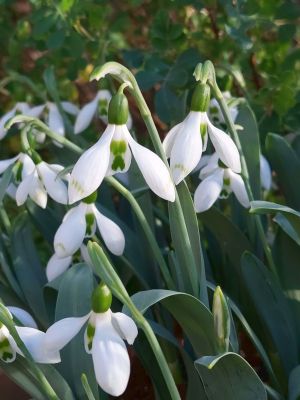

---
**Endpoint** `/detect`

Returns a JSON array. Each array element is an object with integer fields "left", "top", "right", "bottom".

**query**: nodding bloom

[
  {"left": 69, "top": 91, "right": 175, "bottom": 204},
  {"left": 163, "top": 83, "right": 241, "bottom": 185},
  {"left": 15, "top": 153, "right": 68, "bottom": 209},
  {"left": 44, "top": 283, "right": 138, "bottom": 397},
  {"left": 0, "top": 306, "right": 60, "bottom": 364},
  {"left": 0, "top": 101, "right": 78, "bottom": 141},
  {"left": 194, "top": 153, "right": 249, "bottom": 213},
  {"left": 53, "top": 191, "right": 125, "bottom": 260},
  {"left": 209, "top": 91, "right": 239, "bottom": 125},
  {"left": 74, "top": 90, "right": 132, "bottom": 135}
]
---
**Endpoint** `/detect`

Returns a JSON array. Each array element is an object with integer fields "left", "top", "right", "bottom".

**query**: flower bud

[
  {"left": 212, "top": 286, "right": 230, "bottom": 353},
  {"left": 108, "top": 92, "right": 129, "bottom": 125},
  {"left": 191, "top": 83, "right": 211, "bottom": 113},
  {"left": 92, "top": 282, "right": 112, "bottom": 313}
]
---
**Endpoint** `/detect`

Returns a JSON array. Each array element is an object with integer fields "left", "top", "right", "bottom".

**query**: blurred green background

[{"left": 0, "top": 0, "right": 299, "bottom": 140}]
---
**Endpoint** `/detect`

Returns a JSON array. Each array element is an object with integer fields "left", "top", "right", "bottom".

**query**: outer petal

[
  {"left": 54, "top": 203, "right": 87, "bottom": 257},
  {"left": 48, "top": 104, "right": 65, "bottom": 136},
  {"left": 74, "top": 98, "right": 98, "bottom": 134},
  {"left": 20, "top": 153, "right": 35, "bottom": 178},
  {"left": 206, "top": 116, "right": 241, "bottom": 173},
  {"left": 111, "top": 312, "right": 138, "bottom": 345},
  {"left": 93, "top": 206, "right": 125, "bottom": 256},
  {"left": 260, "top": 154, "right": 272, "bottom": 191},
  {"left": 162, "top": 122, "right": 183, "bottom": 158},
  {"left": 170, "top": 112, "right": 203, "bottom": 184},
  {"left": 16, "top": 174, "right": 33, "bottom": 206},
  {"left": 68, "top": 125, "right": 115, "bottom": 204},
  {"left": 199, "top": 153, "right": 219, "bottom": 180},
  {"left": 16, "top": 326, "right": 61, "bottom": 364},
  {"left": 227, "top": 170, "right": 250, "bottom": 208},
  {"left": 126, "top": 129, "right": 175, "bottom": 202},
  {"left": 0, "top": 154, "right": 19, "bottom": 175},
  {"left": 28, "top": 171, "right": 48, "bottom": 209},
  {"left": 46, "top": 253, "right": 72, "bottom": 282},
  {"left": 0, "top": 108, "right": 17, "bottom": 140},
  {"left": 44, "top": 314, "right": 90, "bottom": 352},
  {"left": 92, "top": 312, "right": 130, "bottom": 396},
  {"left": 194, "top": 169, "right": 224, "bottom": 213},
  {"left": 7, "top": 307, "right": 37, "bottom": 329},
  {"left": 26, "top": 105, "right": 45, "bottom": 118},
  {"left": 37, "top": 161, "right": 68, "bottom": 204}
]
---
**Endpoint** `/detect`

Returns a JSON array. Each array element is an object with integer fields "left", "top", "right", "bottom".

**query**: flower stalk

[{"left": 87, "top": 241, "right": 181, "bottom": 400}]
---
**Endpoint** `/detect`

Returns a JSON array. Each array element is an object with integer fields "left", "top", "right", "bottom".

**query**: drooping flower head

[
  {"left": 44, "top": 282, "right": 138, "bottom": 397},
  {"left": 53, "top": 191, "right": 125, "bottom": 264},
  {"left": 163, "top": 83, "right": 241, "bottom": 185},
  {"left": 69, "top": 90, "right": 175, "bottom": 204},
  {"left": 194, "top": 153, "right": 249, "bottom": 212}
]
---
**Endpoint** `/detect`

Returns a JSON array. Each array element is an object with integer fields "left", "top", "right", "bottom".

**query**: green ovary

[{"left": 110, "top": 140, "right": 127, "bottom": 171}]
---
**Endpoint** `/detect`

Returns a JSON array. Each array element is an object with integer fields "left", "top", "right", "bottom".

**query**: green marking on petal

[
  {"left": 0, "top": 337, "right": 14, "bottom": 363},
  {"left": 223, "top": 178, "right": 230, "bottom": 186},
  {"left": 85, "top": 213, "right": 95, "bottom": 236},
  {"left": 112, "top": 155, "right": 125, "bottom": 171},
  {"left": 200, "top": 123, "right": 207, "bottom": 138},
  {"left": 110, "top": 140, "right": 127, "bottom": 155},
  {"left": 86, "top": 322, "right": 95, "bottom": 351},
  {"left": 173, "top": 164, "right": 188, "bottom": 174},
  {"left": 98, "top": 99, "right": 108, "bottom": 116}
]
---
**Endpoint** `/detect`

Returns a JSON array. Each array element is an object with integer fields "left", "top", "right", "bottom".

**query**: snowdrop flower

[
  {"left": 15, "top": 153, "right": 68, "bottom": 208},
  {"left": 69, "top": 91, "right": 175, "bottom": 203},
  {"left": 47, "top": 101, "right": 79, "bottom": 139},
  {"left": 0, "top": 306, "right": 60, "bottom": 363},
  {"left": 74, "top": 90, "right": 132, "bottom": 135},
  {"left": 260, "top": 154, "right": 272, "bottom": 191},
  {"left": 209, "top": 91, "right": 239, "bottom": 125},
  {"left": 53, "top": 191, "right": 125, "bottom": 259},
  {"left": 163, "top": 83, "right": 241, "bottom": 185},
  {"left": 44, "top": 283, "right": 138, "bottom": 396},
  {"left": 194, "top": 153, "right": 249, "bottom": 213}
]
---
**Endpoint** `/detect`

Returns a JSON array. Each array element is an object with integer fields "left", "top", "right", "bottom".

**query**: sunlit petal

[{"left": 194, "top": 169, "right": 224, "bottom": 213}]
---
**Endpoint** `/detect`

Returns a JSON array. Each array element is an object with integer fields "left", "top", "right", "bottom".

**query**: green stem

[
  {"left": 81, "top": 374, "right": 96, "bottom": 400},
  {"left": 106, "top": 177, "right": 175, "bottom": 290},
  {"left": 0, "top": 206, "right": 11, "bottom": 233},
  {"left": 88, "top": 242, "right": 181, "bottom": 400},
  {"left": 210, "top": 84, "right": 278, "bottom": 280}
]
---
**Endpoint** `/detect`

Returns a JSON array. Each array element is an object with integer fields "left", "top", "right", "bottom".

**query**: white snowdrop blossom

[
  {"left": 0, "top": 306, "right": 60, "bottom": 364},
  {"left": 74, "top": 90, "right": 132, "bottom": 134},
  {"left": 69, "top": 92, "right": 175, "bottom": 203},
  {"left": 44, "top": 284, "right": 138, "bottom": 397},
  {"left": 53, "top": 200, "right": 125, "bottom": 259},
  {"left": 209, "top": 91, "right": 239, "bottom": 125},
  {"left": 194, "top": 153, "right": 249, "bottom": 213},
  {"left": 163, "top": 84, "right": 241, "bottom": 185},
  {"left": 15, "top": 155, "right": 68, "bottom": 209},
  {"left": 260, "top": 154, "right": 272, "bottom": 191}
]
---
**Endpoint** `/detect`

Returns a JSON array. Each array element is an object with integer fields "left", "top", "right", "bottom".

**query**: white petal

[
  {"left": 106, "top": 125, "right": 132, "bottom": 175},
  {"left": 44, "top": 314, "right": 90, "bottom": 352},
  {"left": 46, "top": 253, "right": 72, "bottom": 282},
  {"left": 16, "top": 174, "right": 33, "bottom": 206},
  {"left": 170, "top": 112, "right": 203, "bottom": 184},
  {"left": 199, "top": 153, "right": 219, "bottom": 179},
  {"left": 26, "top": 105, "right": 45, "bottom": 118},
  {"left": 92, "top": 312, "right": 130, "bottom": 396},
  {"left": 111, "top": 312, "right": 138, "bottom": 345},
  {"left": 80, "top": 244, "right": 92, "bottom": 265},
  {"left": 0, "top": 154, "right": 19, "bottom": 175},
  {"left": 16, "top": 326, "right": 61, "bottom": 364},
  {"left": 126, "top": 128, "right": 175, "bottom": 201},
  {"left": 37, "top": 162, "right": 68, "bottom": 204},
  {"left": 194, "top": 169, "right": 224, "bottom": 213},
  {"left": 93, "top": 206, "right": 125, "bottom": 255},
  {"left": 27, "top": 170, "right": 48, "bottom": 208},
  {"left": 227, "top": 170, "right": 250, "bottom": 208},
  {"left": 207, "top": 116, "right": 241, "bottom": 173},
  {"left": 48, "top": 104, "right": 65, "bottom": 136},
  {"left": 68, "top": 125, "right": 115, "bottom": 204},
  {"left": 7, "top": 307, "right": 37, "bottom": 329},
  {"left": 61, "top": 102, "right": 79, "bottom": 115},
  {"left": 74, "top": 98, "right": 98, "bottom": 134},
  {"left": 20, "top": 153, "right": 35, "bottom": 178},
  {"left": 16, "top": 102, "right": 31, "bottom": 114},
  {"left": 260, "top": 154, "right": 272, "bottom": 191},
  {"left": 54, "top": 203, "right": 87, "bottom": 257},
  {"left": 0, "top": 108, "right": 17, "bottom": 140},
  {"left": 162, "top": 122, "right": 183, "bottom": 158},
  {"left": 96, "top": 90, "right": 112, "bottom": 103}
]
